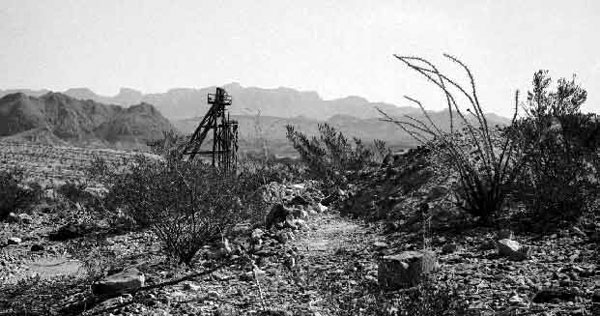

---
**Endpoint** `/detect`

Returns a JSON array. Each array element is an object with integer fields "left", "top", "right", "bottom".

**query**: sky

[{"left": 0, "top": 0, "right": 598, "bottom": 116}]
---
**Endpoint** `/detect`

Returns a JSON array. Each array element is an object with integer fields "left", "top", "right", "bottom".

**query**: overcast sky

[{"left": 1, "top": 0, "right": 598, "bottom": 116}]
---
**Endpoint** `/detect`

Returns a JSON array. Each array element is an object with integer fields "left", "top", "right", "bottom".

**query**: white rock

[
  {"left": 18, "top": 213, "right": 33, "bottom": 224},
  {"left": 6, "top": 213, "right": 19, "bottom": 223},
  {"left": 183, "top": 282, "right": 201, "bottom": 291},
  {"left": 317, "top": 203, "right": 328, "bottom": 213},
  {"left": 251, "top": 228, "right": 264, "bottom": 242},
  {"left": 7, "top": 237, "right": 22, "bottom": 245},
  {"left": 497, "top": 239, "right": 530, "bottom": 261},
  {"left": 373, "top": 241, "right": 389, "bottom": 249}
]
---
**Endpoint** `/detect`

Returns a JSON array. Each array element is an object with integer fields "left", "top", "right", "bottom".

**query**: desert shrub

[
  {"left": 286, "top": 123, "right": 385, "bottom": 191},
  {"left": 0, "top": 168, "right": 40, "bottom": 219},
  {"left": 89, "top": 154, "right": 270, "bottom": 265},
  {"left": 56, "top": 181, "right": 94, "bottom": 206},
  {"left": 379, "top": 54, "right": 525, "bottom": 222},
  {"left": 509, "top": 70, "right": 600, "bottom": 222}
]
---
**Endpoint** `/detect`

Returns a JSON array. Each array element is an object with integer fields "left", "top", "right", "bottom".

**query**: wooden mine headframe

[{"left": 182, "top": 87, "right": 238, "bottom": 170}]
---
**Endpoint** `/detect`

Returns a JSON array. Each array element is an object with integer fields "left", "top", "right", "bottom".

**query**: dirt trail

[{"left": 293, "top": 212, "right": 377, "bottom": 258}]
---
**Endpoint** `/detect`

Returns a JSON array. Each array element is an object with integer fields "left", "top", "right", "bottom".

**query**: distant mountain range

[
  {"left": 0, "top": 84, "right": 427, "bottom": 120},
  {"left": 0, "top": 85, "right": 510, "bottom": 153},
  {"left": 0, "top": 92, "right": 174, "bottom": 148}
]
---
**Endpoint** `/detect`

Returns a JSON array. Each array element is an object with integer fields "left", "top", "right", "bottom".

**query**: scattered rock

[
  {"left": 257, "top": 310, "right": 292, "bottom": 316},
  {"left": 289, "top": 195, "right": 310, "bottom": 206},
  {"left": 292, "top": 208, "right": 309, "bottom": 220},
  {"left": 508, "top": 293, "right": 527, "bottom": 306},
  {"left": 6, "top": 212, "right": 19, "bottom": 223},
  {"left": 265, "top": 204, "right": 291, "bottom": 229},
  {"left": 532, "top": 287, "right": 579, "bottom": 303},
  {"left": 373, "top": 241, "right": 389, "bottom": 249},
  {"left": 378, "top": 250, "right": 437, "bottom": 289},
  {"left": 30, "top": 244, "right": 44, "bottom": 252},
  {"left": 274, "top": 231, "right": 293, "bottom": 244},
  {"left": 320, "top": 193, "right": 338, "bottom": 206},
  {"left": 18, "top": 213, "right": 33, "bottom": 224},
  {"left": 570, "top": 226, "right": 587, "bottom": 238},
  {"left": 8, "top": 237, "right": 22, "bottom": 245},
  {"left": 92, "top": 268, "right": 145, "bottom": 297},
  {"left": 317, "top": 203, "right": 328, "bottom": 213},
  {"left": 207, "top": 290, "right": 220, "bottom": 299},
  {"left": 49, "top": 223, "right": 85, "bottom": 241},
  {"left": 441, "top": 242, "right": 458, "bottom": 254},
  {"left": 592, "top": 290, "right": 600, "bottom": 303},
  {"left": 426, "top": 185, "right": 449, "bottom": 201},
  {"left": 251, "top": 228, "right": 264, "bottom": 242},
  {"left": 480, "top": 238, "right": 496, "bottom": 250},
  {"left": 284, "top": 217, "right": 299, "bottom": 230},
  {"left": 497, "top": 229, "right": 513, "bottom": 240},
  {"left": 241, "top": 268, "right": 266, "bottom": 282},
  {"left": 183, "top": 282, "right": 201, "bottom": 291},
  {"left": 294, "top": 219, "right": 308, "bottom": 231},
  {"left": 496, "top": 239, "right": 530, "bottom": 261}
]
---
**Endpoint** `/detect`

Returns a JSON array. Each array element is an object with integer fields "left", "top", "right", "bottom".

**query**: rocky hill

[{"left": 0, "top": 92, "right": 175, "bottom": 148}]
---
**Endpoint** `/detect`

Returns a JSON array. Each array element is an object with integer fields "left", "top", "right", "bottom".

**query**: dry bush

[
  {"left": 88, "top": 154, "right": 273, "bottom": 265},
  {"left": 508, "top": 70, "right": 600, "bottom": 223},
  {"left": 379, "top": 54, "right": 524, "bottom": 222},
  {"left": 286, "top": 123, "right": 386, "bottom": 191}
]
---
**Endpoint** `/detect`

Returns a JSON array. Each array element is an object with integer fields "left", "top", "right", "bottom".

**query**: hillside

[{"left": 0, "top": 92, "right": 175, "bottom": 148}]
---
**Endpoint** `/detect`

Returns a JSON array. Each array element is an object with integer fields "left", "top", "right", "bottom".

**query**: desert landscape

[{"left": 1, "top": 1, "right": 599, "bottom": 316}]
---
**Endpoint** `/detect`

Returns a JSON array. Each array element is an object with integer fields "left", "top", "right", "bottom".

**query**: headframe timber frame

[{"left": 182, "top": 87, "right": 239, "bottom": 171}]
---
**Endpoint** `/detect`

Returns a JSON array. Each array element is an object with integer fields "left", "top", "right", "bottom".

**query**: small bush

[
  {"left": 286, "top": 123, "right": 385, "bottom": 191},
  {"left": 509, "top": 70, "right": 600, "bottom": 222},
  {"left": 0, "top": 168, "right": 40, "bottom": 219},
  {"left": 89, "top": 154, "right": 270, "bottom": 265}
]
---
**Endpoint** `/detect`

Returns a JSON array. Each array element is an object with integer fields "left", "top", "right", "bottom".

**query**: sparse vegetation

[
  {"left": 286, "top": 122, "right": 387, "bottom": 191},
  {"left": 508, "top": 70, "right": 600, "bottom": 224},
  {"left": 378, "top": 54, "right": 525, "bottom": 223},
  {"left": 0, "top": 168, "right": 41, "bottom": 219},
  {"left": 1, "top": 56, "right": 598, "bottom": 316}
]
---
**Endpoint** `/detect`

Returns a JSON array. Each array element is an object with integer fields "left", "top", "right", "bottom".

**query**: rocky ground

[{"left": 0, "top": 182, "right": 599, "bottom": 315}]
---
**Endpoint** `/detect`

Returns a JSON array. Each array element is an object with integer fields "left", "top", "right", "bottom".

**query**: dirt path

[{"left": 293, "top": 212, "right": 380, "bottom": 264}]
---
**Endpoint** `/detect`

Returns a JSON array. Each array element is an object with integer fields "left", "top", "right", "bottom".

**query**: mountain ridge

[{"left": 1, "top": 84, "right": 508, "bottom": 122}]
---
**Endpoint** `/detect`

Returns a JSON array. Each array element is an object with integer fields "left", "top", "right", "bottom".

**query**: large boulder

[
  {"left": 92, "top": 268, "right": 145, "bottom": 297},
  {"left": 378, "top": 250, "right": 437, "bottom": 289}
]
